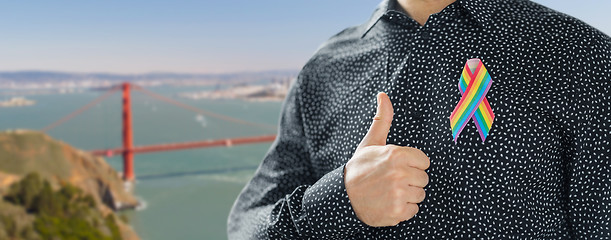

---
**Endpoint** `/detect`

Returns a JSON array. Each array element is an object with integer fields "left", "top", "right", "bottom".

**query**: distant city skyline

[{"left": 1, "top": 1, "right": 609, "bottom": 74}]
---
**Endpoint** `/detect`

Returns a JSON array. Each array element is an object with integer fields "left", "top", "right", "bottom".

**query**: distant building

[{"left": 0, "top": 97, "right": 36, "bottom": 107}]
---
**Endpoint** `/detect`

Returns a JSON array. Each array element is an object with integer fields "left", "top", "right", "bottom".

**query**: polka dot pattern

[{"left": 228, "top": 0, "right": 611, "bottom": 239}]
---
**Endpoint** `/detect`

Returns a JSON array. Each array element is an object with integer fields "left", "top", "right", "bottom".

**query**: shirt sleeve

[
  {"left": 227, "top": 74, "right": 368, "bottom": 240},
  {"left": 565, "top": 33, "right": 611, "bottom": 239}
]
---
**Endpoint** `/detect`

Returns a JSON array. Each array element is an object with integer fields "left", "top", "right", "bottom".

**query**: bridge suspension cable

[
  {"left": 41, "top": 84, "right": 278, "bottom": 133},
  {"left": 132, "top": 85, "right": 277, "bottom": 131},
  {"left": 39, "top": 82, "right": 278, "bottom": 181},
  {"left": 41, "top": 86, "right": 121, "bottom": 132}
]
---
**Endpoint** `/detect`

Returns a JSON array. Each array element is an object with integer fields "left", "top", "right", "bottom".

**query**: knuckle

[
  {"left": 380, "top": 146, "right": 395, "bottom": 164},
  {"left": 410, "top": 169, "right": 428, "bottom": 187},
  {"left": 389, "top": 169, "right": 405, "bottom": 181},
  {"left": 408, "top": 203, "right": 420, "bottom": 217},
  {"left": 422, "top": 172, "right": 430, "bottom": 186},
  {"left": 390, "top": 204, "right": 404, "bottom": 218},
  {"left": 386, "top": 145, "right": 404, "bottom": 158},
  {"left": 416, "top": 188, "right": 426, "bottom": 202},
  {"left": 386, "top": 147, "right": 409, "bottom": 170},
  {"left": 408, "top": 147, "right": 430, "bottom": 169},
  {"left": 391, "top": 188, "right": 404, "bottom": 200},
  {"left": 407, "top": 187, "right": 425, "bottom": 203},
  {"left": 382, "top": 145, "right": 395, "bottom": 155},
  {"left": 423, "top": 157, "right": 431, "bottom": 170}
]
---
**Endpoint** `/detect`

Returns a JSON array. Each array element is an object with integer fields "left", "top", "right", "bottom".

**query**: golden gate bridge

[{"left": 41, "top": 82, "right": 277, "bottom": 181}]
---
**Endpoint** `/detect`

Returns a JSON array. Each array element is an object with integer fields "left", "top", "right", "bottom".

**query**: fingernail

[{"left": 376, "top": 92, "right": 382, "bottom": 109}]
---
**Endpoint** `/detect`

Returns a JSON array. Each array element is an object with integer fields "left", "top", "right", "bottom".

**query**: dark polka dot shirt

[{"left": 228, "top": 0, "right": 611, "bottom": 239}]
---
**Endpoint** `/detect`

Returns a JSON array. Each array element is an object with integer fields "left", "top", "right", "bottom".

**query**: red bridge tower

[{"left": 122, "top": 82, "right": 135, "bottom": 181}]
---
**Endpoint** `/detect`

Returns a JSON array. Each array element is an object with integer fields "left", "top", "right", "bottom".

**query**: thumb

[{"left": 358, "top": 92, "right": 394, "bottom": 148}]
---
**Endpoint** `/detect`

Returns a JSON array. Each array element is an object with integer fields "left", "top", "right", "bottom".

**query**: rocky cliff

[{"left": 0, "top": 129, "right": 139, "bottom": 239}]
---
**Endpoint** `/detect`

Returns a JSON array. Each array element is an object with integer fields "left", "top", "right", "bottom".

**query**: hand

[{"left": 344, "top": 92, "right": 430, "bottom": 227}]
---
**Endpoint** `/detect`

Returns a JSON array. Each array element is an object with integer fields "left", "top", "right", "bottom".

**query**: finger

[
  {"left": 404, "top": 148, "right": 431, "bottom": 170},
  {"left": 389, "top": 146, "right": 430, "bottom": 171},
  {"left": 403, "top": 167, "right": 429, "bottom": 188},
  {"left": 404, "top": 186, "right": 426, "bottom": 203},
  {"left": 358, "top": 92, "right": 394, "bottom": 149},
  {"left": 402, "top": 203, "right": 419, "bottom": 221}
]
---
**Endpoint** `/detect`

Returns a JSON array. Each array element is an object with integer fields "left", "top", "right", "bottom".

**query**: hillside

[{"left": 0, "top": 130, "right": 139, "bottom": 239}]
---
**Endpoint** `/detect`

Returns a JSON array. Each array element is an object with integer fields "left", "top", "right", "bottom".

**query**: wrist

[{"left": 303, "top": 165, "right": 368, "bottom": 238}]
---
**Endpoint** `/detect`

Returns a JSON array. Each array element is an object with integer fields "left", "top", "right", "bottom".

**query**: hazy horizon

[
  {"left": 0, "top": 68, "right": 300, "bottom": 75},
  {"left": 2, "top": 0, "right": 609, "bottom": 74}
]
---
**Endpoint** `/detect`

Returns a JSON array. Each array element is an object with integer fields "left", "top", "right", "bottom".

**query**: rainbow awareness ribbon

[{"left": 449, "top": 58, "right": 495, "bottom": 143}]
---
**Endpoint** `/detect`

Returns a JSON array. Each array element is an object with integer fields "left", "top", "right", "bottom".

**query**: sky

[{"left": 1, "top": 1, "right": 609, "bottom": 74}]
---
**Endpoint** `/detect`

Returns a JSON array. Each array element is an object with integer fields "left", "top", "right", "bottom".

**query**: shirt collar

[
  {"left": 361, "top": 0, "right": 392, "bottom": 38},
  {"left": 458, "top": 0, "right": 499, "bottom": 29},
  {"left": 361, "top": 0, "right": 499, "bottom": 38}
]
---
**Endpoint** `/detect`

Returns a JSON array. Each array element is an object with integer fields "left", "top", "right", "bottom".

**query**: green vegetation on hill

[
  {"left": 0, "top": 130, "right": 138, "bottom": 211},
  {"left": 2, "top": 172, "right": 122, "bottom": 240},
  {"left": 0, "top": 130, "right": 139, "bottom": 239}
]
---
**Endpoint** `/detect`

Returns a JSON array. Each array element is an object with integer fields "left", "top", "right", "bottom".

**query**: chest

[{"left": 301, "top": 32, "right": 571, "bottom": 183}]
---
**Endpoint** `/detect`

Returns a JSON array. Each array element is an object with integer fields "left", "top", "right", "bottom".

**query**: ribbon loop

[{"left": 449, "top": 58, "right": 495, "bottom": 142}]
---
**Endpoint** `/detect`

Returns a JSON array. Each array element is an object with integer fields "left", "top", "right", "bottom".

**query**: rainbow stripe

[{"left": 449, "top": 58, "right": 495, "bottom": 143}]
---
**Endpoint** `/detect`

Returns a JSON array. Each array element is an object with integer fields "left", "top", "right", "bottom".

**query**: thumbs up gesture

[{"left": 344, "top": 92, "right": 430, "bottom": 227}]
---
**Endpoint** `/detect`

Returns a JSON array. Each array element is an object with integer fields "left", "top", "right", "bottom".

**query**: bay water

[{"left": 0, "top": 85, "right": 281, "bottom": 239}]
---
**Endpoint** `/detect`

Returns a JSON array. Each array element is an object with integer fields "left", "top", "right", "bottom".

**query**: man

[{"left": 228, "top": 0, "right": 611, "bottom": 238}]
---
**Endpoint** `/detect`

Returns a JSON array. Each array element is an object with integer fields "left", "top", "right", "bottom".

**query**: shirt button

[{"left": 421, "top": 31, "right": 431, "bottom": 40}]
